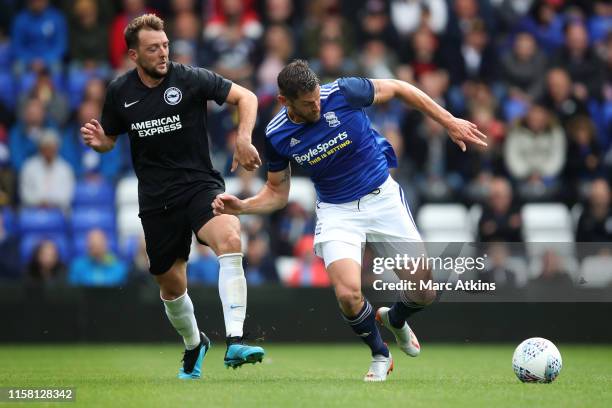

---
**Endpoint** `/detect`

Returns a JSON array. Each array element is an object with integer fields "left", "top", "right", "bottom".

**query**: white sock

[
  {"left": 162, "top": 291, "right": 200, "bottom": 350},
  {"left": 218, "top": 253, "right": 246, "bottom": 338}
]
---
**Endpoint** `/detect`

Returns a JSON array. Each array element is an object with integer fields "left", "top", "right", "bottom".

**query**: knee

[
  {"left": 423, "top": 288, "right": 437, "bottom": 305},
  {"left": 335, "top": 286, "right": 363, "bottom": 312},
  {"left": 411, "top": 288, "right": 436, "bottom": 306},
  {"left": 155, "top": 264, "right": 187, "bottom": 300},
  {"left": 159, "top": 283, "right": 187, "bottom": 300},
  {"left": 214, "top": 231, "right": 242, "bottom": 255},
  {"left": 208, "top": 216, "right": 242, "bottom": 255}
]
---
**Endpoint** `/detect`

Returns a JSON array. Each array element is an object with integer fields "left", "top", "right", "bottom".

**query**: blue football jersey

[{"left": 265, "top": 77, "right": 397, "bottom": 204}]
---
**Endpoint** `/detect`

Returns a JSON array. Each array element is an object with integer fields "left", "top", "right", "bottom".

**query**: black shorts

[{"left": 140, "top": 188, "right": 223, "bottom": 275}]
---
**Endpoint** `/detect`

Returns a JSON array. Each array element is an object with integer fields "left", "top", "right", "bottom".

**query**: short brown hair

[
  {"left": 124, "top": 14, "right": 164, "bottom": 49},
  {"left": 277, "top": 60, "right": 320, "bottom": 100}
]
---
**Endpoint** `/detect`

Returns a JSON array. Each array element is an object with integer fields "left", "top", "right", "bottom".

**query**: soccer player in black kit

[{"left": 80, "top": 14, "right": 264, "bottom": 379}]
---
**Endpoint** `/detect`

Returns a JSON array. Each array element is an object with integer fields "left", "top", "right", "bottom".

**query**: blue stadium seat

[
  {"left": 73, "top": 179, "right": 115, "bottom": 207},
  {"left": 587, "top": 99, "right": 608, "bottom": 149},
  {"left": 603, "top": 102, "right": 612, "bottom": 149},
  {"left": 18, "top": 72, "right": 37, "bottom": 95},
  {"left": 67, "top": 68, "right": 91, "bottom": 109},
  {"left": 72, "top": 231, "right": 118, "bottom": 258},
  {"left": 1, "top": 206, "right": 16, "bottom": 235},
  {"left": 67, "top": 68, "right": 111, "bottom": 109},
  {"left": 18, "top": 208, "right": 67, "bottom": 234},
  {"left": 20, "top": 232, "right": 70, "bottom": 263},
  {"left": 0, "top": 72, "right": 15, "bottom": 109},
  {"left": 120, "top": 234, "right": 140, "bottom": 262},
  {"left": 503, "top": 98, "right": 528, "bottom": 122},
  {"left": 588, "top": 17, "right": 611, "bottom": 43},
  {"left": 0, "top": 42, "right": 10, "bottom": 73},
  {"left": 71, "top": 206, "right": 116, "bottom": 233}
]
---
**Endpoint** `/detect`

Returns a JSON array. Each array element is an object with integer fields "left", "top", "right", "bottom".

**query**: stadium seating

[
  {"left": 116, "top": 176, "right": 139, "bottom": 207},
  {"left": 71, "top": 206, "right": 116, "bottom": 234},
  {"left": 73, "top": 179, "right": 115, "bottom": 208},
  {"left": 67, "top": 69, "right": 96, "bottom": 109},
  {"left": 223, "top": 176, "right": 265, "bottom": 196},
  {"left": 521, "top": 204, "right": 574, "bottom": 261},
  {"left": 70, "top": 205, "right": 118, "bottom": 258},
  {"left": 521, "top": 203, "right": 574, "bottom": 242},
  {"left": 111, "top": 176, "right": 141, "bottom": 254},
  {"left": 117, "top": 204, "right": 142, "bottom": 242},
  {"left": 120, "top": 234, "right": 142, "bottom": 262},
  {"left": 0, "top": 72, "right": 15, "bottom": 109},
  {"left": 0, "top": 42, "right": 10, "bottom": 73},
  {"left": 416, "top": 204, "right": 473, "bottom": 242},
  {"left": 116, "top": 204, "right": 143, "bottom": 262},
  {"left": 578, "top": 256, "right": 612, "bottom": 288},
  {"left": 18, "top": 208, "right": 67, "bottom": 234},
  {"left": 528, "top": 251, "right": 580, "bottom": 280},
  {"left": 275, "top": 256, "right": 297, "bottom": 284},
  {"left": 1, "top": 2, "right": 609, "bottom": 293},
  {"left": 224, "top": 175, "right": 317, "bottom": 212},
  {"left": 287, "top": 177, "right": 317, "bottom": 212},
  {"left": 604, "top": 102, "right": 612, "bottom": 148},
  {"left": 1, "top": 206, "right": 16, "bottom": 235}
]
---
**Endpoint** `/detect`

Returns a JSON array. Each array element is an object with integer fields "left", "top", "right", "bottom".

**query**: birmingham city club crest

[{"left": 324, "top": 111, "right": 341, "bottom": 127}]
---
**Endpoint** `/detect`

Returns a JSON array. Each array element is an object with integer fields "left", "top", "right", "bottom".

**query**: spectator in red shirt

[
  {"left": 288, "top": 235, "right": 330, "bottom": 288},
  {"left": 108, "top": 0, "right": 157, "bottom": 68}
]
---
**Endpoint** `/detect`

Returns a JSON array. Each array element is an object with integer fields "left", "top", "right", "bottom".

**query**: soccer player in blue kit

[{"left": 212, "top": 60, "right": 487, "bottom": 381}]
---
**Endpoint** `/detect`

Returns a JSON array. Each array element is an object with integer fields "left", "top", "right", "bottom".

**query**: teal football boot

[
  {"left": 224, "top": 337, "right": 265, "bottom": 369},
  {"left": 178, "top": 332, "right": 211, "bottom": 379}
]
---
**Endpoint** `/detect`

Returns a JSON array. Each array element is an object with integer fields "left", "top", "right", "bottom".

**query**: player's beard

[
  {"left": 140, "top": 60, "right": 167, "bottom": 79},
  {"left": 309, "top": 112, "right": 321, "bottom": 122},
  {"left": 291, "top": 107, "right": 320, "bottom": 124},
  {"left": 301, "top": 111, "right": 320, "bottom": 123}
]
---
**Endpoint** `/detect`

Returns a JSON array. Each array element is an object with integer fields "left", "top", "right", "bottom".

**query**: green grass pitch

[{"left": 1, "top": 343, "right": 611, "bottom": 407}]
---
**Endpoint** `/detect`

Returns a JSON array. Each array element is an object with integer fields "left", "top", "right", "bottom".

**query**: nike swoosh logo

[
  {"left": 124, "top": 100, "right": 140, "bottom": 108},
  {"left": 230, "top": 305, "right": 244, "bottom": 309}
]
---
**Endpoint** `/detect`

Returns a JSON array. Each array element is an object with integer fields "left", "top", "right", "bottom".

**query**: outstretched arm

[
  {"left": 225, "top": 83, "right": 262, "bottom": 171},
  {"left": 370, "top": 79, "right": 487, "bottom": 152},
  {"left": 212, "top": 166, "right": 291, "bottom": 215}
]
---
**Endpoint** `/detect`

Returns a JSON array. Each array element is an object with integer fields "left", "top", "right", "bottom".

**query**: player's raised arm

[
  {"left": 224, "top": 83, "right": 262, "bottom": 172},
  {"left": 370, "top": 78, "right": 487, "bottom": 152},
  {"left": 80, "top": 119, "right": 117, "bottom": 153},
  {"left": 212, "top": 166, "right": 291, "bottom": 216}
]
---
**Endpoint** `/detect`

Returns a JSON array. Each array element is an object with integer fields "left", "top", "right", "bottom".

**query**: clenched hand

[{"left": 232, "top": 140, "right": 262, "bottom": 172}]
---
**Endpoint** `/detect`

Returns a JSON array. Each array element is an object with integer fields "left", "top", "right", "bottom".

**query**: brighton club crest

[
  {"left": 164, "top": 87, "right": 182, "bottom": 105},
  {"left": 324, "top": 111, "right": 341, "bottom": 127}
]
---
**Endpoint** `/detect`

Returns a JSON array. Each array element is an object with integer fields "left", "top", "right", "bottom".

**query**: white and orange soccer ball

[{"left": 512, "top": 337, "right": 562, "bottom": 383}]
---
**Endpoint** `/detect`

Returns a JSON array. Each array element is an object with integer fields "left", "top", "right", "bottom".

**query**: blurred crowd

[{"left": 0, "top": 0, "right": 610, "bottom": 289}]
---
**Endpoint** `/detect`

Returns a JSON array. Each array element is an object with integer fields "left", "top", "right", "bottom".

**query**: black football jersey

[{"left": 101, "top": 62, "right": 232, "bottom": 215}]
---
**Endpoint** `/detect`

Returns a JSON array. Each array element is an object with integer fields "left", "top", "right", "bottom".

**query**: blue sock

[
  {"left": 343, "top": 299, "right": 389, "bottom": 357},
  {"left": 388, "top": 291, "right": 425, "bottom": 329}
]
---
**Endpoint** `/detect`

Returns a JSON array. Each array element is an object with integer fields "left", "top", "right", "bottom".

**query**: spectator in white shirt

[{"left": 19, "top": 129, "right": 75, "bottom": 210}]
